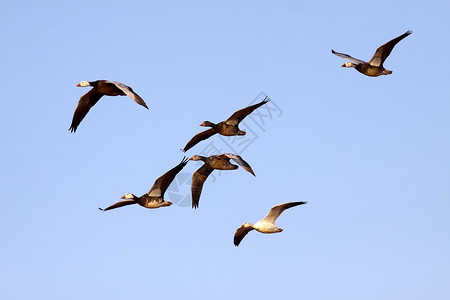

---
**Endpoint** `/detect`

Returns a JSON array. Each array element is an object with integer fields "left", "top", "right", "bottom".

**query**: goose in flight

[
  {"left": 190, "top": 153, "right": 255, "bottom": 209},
  {"left": 69, "top": 80, "right": 148, "bottom": 132},
  {"left": 234, "top": 201, "right": 307, "bottom": 246},
  {"left": 99, "top": 157, "right": 189, "bottom": 211},
  {"left": 332, "top": 30, "right": 412, "bottom": 77},
  {"left": 182, "top": 97, "right": 270, "bottom": 152}
]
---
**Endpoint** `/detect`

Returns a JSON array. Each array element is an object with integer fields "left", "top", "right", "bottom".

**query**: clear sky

[{"left": 1, "top": 1, "right": 449, "bottom": 299}]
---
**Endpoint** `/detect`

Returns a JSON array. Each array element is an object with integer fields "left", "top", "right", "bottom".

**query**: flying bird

[
  {"left": 69, "top": 80, "right": 148, "bottom": 132},
  {"left": 331, "top": 30, "right": 412, "bottom": 77},
  {"left": 182, "top": 97, "right": 270, "bottom": 152},
  {"left": 99, "top": 157, "right": 189, "bottom": 211},
  {"left": 234, "top": 201, "right": 307, "bottom": 246},
  {"left": 190, "top": 153, "right": 255, "bottom": 209}
]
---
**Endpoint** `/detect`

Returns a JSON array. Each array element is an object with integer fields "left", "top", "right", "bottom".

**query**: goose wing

[
  {"left": 182, "top": 128, "right": 217, "bottom": 152},
  {"left": 191, "top": 164, "right": 214, "bottom": 209},
  {"left": 225, "top": 97, "right": 270, "bottom": 126},
  {"left": 220, "top": 153, "right": 255, "bottom": 176},
  {"left": 147, "top": 157, "right": 189, "bottom": 197},
  {"left": 98, "top": 200, "right": 136, "bottom": 212},
  {"left": 368, "top": 30, "right": 412, "bottom": 67},
  {"left": 69, "top": 89, "right": 104, "bottom": 133},
  {"left": 234, "top": 225, "right": 255, "bottom": 246},
  {"left": 331, "top": 49, "right": 366, "bottom": 65},
  {"left": 105, "top": 81, "right": 149, "bottom": 109},
  {"left": 261, "top": 201, "right": 307, "bottom": 224}
]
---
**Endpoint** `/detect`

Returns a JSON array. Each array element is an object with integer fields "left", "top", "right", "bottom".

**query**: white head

[
  {"left": 341, "top": 61, "right": 356, "bottom": 68},
  {"left": 121, "top": 193, "right": 135, "bottom": 200},
  {"left": 76, "top": 81, "right": 91, "bottom": 87}
]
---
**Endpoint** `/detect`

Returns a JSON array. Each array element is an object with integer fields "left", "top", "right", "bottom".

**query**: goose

[
  {"left": 69, "top": 80, "right": 148, "bottom": 132},
  {"left": 98, "top": 157, "right": 189, "bottom": 211},
  {"left": 234, "top": 201, "right": 307, "bottom": 246},
  {"left": 189, "top": 153, "right": 255, "bottom": 209},
  {"left": 332, "top": 30, "right": 412, "bottom": 77},
  {"left": 182, "top": 97, "right": 270, "bottom": 152}
]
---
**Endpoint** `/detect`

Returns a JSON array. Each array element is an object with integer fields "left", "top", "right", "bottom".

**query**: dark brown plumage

[
  {"left": 69, "top": 80, "right": 148, "bottom": 133},
  {"left": 189, "top": 153, "right": 255, "bottom": 209},
  {"left": 98, "top": 157, "right": 189, "bottom": 211},
  {"left": 332, "top": 30, "right": 412, "bottom": 77},
  {"left": 182, "top": 97, "right": 270, "bottom": 152}
]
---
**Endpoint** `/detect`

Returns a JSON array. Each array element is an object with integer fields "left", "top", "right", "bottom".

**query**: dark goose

[
  {"left": 99, "top": 157, "right": 189, "bottom": 211},
  {"left": 190, "top": 153, "right": 255, "bottom": 209},
  {"left": 182, "top": 97, "right": 270, "bottom": 152},
  {"left": 69, "top": 80, "right": 148, "bottom": 132},
  {"left": 332, "top": 30, "right": 412, "bottom": 77}
]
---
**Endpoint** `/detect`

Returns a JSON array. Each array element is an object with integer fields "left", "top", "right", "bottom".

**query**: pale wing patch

[
  {"left": 148, "top": 188, "right": 162, "bottom": 197},
  {"left": 105, "top": 81, "right": 148, "bottom": 109},
  {"left": 223, "top": 153, "right": 255, "bottom": 176},
  {"left": 331, "top": 49, "right": 366, "bottom": 65}
]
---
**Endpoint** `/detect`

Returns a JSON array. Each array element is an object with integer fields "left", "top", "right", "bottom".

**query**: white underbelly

[{"left": 254, "top": 222, "right": 279, "bottom": 233}]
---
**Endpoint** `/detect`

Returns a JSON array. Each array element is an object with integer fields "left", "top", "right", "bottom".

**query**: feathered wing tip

[
  {"left": 233, "top": 225, "right": 254, "bottom": 246},
  {"left": 182, "top": 128, "right": 217, "bottom": 152},
  {"left": 191, "top": 165, "right": 214, "bottom": 209},
  {"left": 261, "top": 201, "right": 308, "bottom": 224},
  {"left": 331, "top": 49, "right": 367, "bottom": 65},
  {"left": 105, "top": 80, "right": 149, "bottom": 109},
  {"left": 223, "top": 153, "right": 256, "bottom": 176},
  {"left": 98, "top": 200, "right": 137, "bottom": 212}
]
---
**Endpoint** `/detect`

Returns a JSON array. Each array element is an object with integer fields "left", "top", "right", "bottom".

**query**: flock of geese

[{"left": 69, "top": 30, "right": 412, "bottom": 246}]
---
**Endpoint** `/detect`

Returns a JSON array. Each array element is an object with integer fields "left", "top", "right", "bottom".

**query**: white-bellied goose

[
  {"left": 332, "top": 30, "right": 412, "bottom": 77},
  {"left": 190, "top": 153, "right": 255, "bottom": 209},
  {"left": 99, "top": 157, "right": 189, "bottom": 211},
  {"left": 69, "top": 80, "right": 148, "bottom": 132},
  {"left": 182, "top": 97, "right": 270, "bottom": 152},
  {"left": 234, "top": 201, "right": 307, "bottom": 246}
]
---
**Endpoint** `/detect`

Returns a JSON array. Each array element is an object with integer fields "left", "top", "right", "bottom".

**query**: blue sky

[{"left": 1, "top": 1, "right": 449, "bottom": 299}]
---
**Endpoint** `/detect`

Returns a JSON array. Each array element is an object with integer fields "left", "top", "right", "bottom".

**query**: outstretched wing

[
  {"left": 182, "top": 128, "right": 217, "bottom": 152},
  {"left": 331, "top": 49, "right": 366, "bottom": 65},
  {"left": 233, "top": 225, "right": 255, "bottom": 246},
  {"left": 225, "top": 97, "right": 270, "bottom": 126},
  {"left": 105, "top": 81, "right": 149, "bottom": 109},
  {"left": 221, "top": 153, "right": 255, "bottom": 176},
  {"left": 98, "top": 200, "right": 136, "bottom": 212},
  {"left": 69, "top": 89, "right": 103, "bottom": 133},
  {"left": 368, "top": 30, "right": 412, "bottom": 67},
  {"left": 261, "top": 201, "right": 307, "bottom": 224},
  {"left": 191, "top": 164, "right": 214, "bottom": 209},
  {"left": 148, "top": 157, "right": 189, "bottom": 197}
]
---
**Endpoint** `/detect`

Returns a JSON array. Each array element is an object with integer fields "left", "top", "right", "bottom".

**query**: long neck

[
  {"left": 203, "top": 121, "right": 217, "bottom": 128},
  {"left": 198, "top": 155, "right": 208, "bottom": 162}
]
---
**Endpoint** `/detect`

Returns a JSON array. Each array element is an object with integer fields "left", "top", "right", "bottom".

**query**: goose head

[
  {"left": 237, "top": 130, "right": 246, "bottom": 135},
  {"left": 200, "top": 121, "right": 215, "bottom": 127},
  {"left": 341, "top": 62, "right": 357, "bottom": 68},
  {"left": 121, "top": 193, "right": 136, "bottom": 200},
  {"left": 189, "top": 155, "right": 202, "bottom": 161},
  {"left": 76, "top": 81, "right": 91, "bottom": 87}
]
